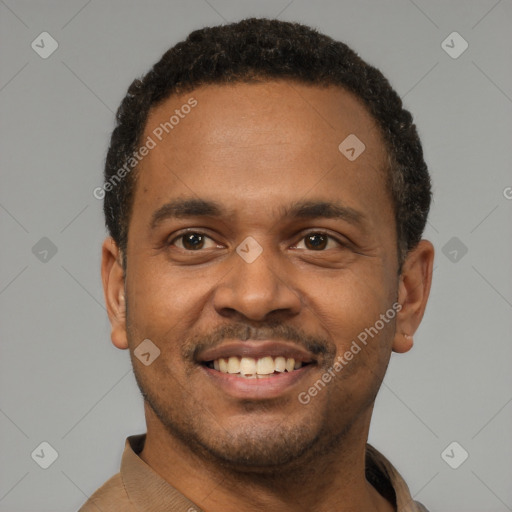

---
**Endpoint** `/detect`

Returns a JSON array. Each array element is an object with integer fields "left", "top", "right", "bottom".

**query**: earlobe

[
  {"left": 392, "top": 240, "right": 434, "bottom": 353},
  {"left": 101, "top": 237, "right": 129, "bottom": 350},
  {"left": 392, "top": 333, "right": 414, "bottom": 353}
]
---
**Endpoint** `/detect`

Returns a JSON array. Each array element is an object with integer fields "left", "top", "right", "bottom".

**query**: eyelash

[{"left": 167, "top": 230, "right": 347, "bottom": 251}]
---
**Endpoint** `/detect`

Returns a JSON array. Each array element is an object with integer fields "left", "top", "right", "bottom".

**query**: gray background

[{"left": 1, "top": 0, "right": 511, "bottom": 511}]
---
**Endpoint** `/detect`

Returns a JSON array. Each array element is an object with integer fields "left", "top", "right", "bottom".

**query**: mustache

[{"left": 182, "top": 321, "right": 335, "bottom": 362}]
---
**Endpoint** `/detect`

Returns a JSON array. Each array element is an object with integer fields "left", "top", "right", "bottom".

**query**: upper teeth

[{"left": 212, "top": 356, "right": 303, "bottom": 376}]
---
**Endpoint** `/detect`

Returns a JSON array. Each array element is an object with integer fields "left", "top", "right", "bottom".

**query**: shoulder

[
  {"left": 366, "top": 444, "right": 430, "bottom": 512},
  {"left": 78, "top": 472, "right": 133, "bottom": 512}
]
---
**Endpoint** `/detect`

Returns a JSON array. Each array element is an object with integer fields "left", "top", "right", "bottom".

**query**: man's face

[{"left": 119, "top": 81, "right": 401, "bottom": 467}]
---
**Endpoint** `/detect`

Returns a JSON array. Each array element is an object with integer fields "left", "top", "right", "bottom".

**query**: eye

[
  {"left": 167, "top": 230, "right": 345, "bottom": 252},
  {"left": 168, "top": 231, "right": 218, "bottom": 251},
  {"left": 294, "top": 232, "right": 344, "bottom": 251}
]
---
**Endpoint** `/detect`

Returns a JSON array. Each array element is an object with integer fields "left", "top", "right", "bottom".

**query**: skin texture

[{"left": 101, "top": 81, "right": 434, "bottom": 512}]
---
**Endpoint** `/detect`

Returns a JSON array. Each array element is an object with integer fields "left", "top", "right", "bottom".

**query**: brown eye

[
  {"left": 182, "top": 233, "right": 204, "bottom": 250},
  {"left": 304, "top": 233, "right": 328, "bottom": 250},
  {"left": 296, "top": 232, "right": 342, "bottom": 251},
  {"left": 169, "top": 232, "right": 217, "bottom": 251}
]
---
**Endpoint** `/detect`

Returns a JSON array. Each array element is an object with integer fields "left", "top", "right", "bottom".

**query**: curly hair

[{"left": 103, "top": 17, "right": 431, "bottom": 271}]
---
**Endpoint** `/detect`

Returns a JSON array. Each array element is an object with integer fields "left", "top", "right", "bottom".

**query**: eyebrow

[{"left": 149, "top": 198, "right": 366, "bottom": 231}]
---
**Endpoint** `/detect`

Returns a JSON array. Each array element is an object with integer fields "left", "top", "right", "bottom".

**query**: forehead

[
  {"left": 132, "top": 81, "right": 391, "bottom": 231},
  {"left": 144, "top": 80, "right": 386, "bottom": 161}
]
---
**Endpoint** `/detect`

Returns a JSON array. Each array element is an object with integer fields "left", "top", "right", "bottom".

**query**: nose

[{"left": 212, "top": 242, "right": 303, "bottom": 322}]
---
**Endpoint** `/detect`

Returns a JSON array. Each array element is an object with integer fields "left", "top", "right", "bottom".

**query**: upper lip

[{"left": 197, "top": 340, "right": 316, "bottom": 364}]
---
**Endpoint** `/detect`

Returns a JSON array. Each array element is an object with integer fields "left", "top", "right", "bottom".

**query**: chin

[
  {"left": 164, "top": 407, "right": 323, "bottom": 470},
  {"left": 198, "top": 425, "right": 321, "bottom": 471}
]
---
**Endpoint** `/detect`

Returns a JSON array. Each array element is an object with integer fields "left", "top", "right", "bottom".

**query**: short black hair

[{"left": 103, "top": 17, "right": 431, "bottom": 271}]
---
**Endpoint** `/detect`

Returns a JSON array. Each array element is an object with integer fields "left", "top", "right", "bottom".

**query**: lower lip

[{"left": 202, "top": 365, "right": 314, "bottom": 400}]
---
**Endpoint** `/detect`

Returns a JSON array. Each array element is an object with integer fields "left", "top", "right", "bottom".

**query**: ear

[
  {"left": 393, "top": 239, "right": 434, "bottom": 353},
  {"left": 101, "top": 237, "right": 128, "bottom": 350}
]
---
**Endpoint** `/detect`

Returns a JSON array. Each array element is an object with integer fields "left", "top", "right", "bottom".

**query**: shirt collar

[
  {"left": 121, "top": 434, "right": 205, "bottom": 512},
  {"left": 121, "top": 434, "right": 427, "bottom": 512}
]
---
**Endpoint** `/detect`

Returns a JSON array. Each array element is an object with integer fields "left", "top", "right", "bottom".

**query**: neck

[{"left": 139, "top": 404, "right": 395, "bottom": 512}]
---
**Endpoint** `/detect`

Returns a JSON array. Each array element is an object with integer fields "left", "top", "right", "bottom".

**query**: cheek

[
  {"left": 310, "top": 269, "right": 394, "bottom": 344},
  {"left": 313, "top": 285, "right": 395, "bottom": 416},
  {"left": 126, "top": 261, "right": 210, "bottom": 331},
  {"left": 305, "top": 271, "right": 397, "bottom": 402}
]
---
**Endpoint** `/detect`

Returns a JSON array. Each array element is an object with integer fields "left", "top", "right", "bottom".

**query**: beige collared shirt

[{"left": 78, "top": 434, "right": 428, "bottom": 512}]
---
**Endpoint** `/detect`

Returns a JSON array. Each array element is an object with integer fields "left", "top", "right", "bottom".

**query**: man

[{"left": 82, "top": 17, "right": 434, "bottom": 512}]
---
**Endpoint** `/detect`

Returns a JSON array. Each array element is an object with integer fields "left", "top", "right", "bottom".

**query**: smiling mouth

[{"left": 203, "top": 356, "right": 313, "bottom": 378}]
